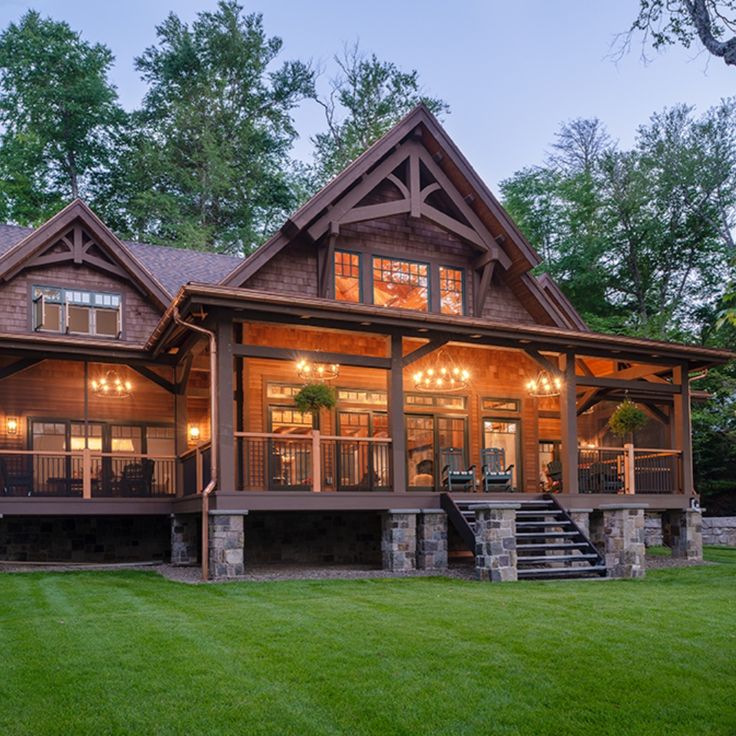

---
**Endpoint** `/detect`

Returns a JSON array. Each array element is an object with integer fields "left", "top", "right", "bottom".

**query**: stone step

[
  {"left": 516, "top": 531, "right": 580, "bottom": 538},
  {"left": 518, "top": 565, "right": 607, "bottom": 579},
  {"left": 516, "top": 520, "right": 575, "bottom": 528},
  {"left": 517, "top": 542, "right": 590, "bottom": 551},
  {"left": 517, "top": 553, "right": 600, "bottom": 563}
]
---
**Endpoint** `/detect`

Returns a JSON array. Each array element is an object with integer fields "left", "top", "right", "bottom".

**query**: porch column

[
  {"left": 672, "top": 364, "right": 694, "bottom": 495},
  {"left": 569, "top": 508, "right": 593, "bottom": 538},
  {"left": 417, "top": 510, "right": 448, "bottom": 571},
  {"left": 208, "top": 511, "right": 246, "bottom": 579},
  {"left": 474, "top": 502, "right": 519, "bottom": 582},
  {"left": 595, "top": 503, "right": 647, "bottom": 578},
  {"left": 662, "top": 508, "right": 703, "bottom": 561},
  {"left": 215, "top": 314, "right": 236, "bottom": 493},
  {"left": 559, "top": 352, "right": 579, "bottom": 494},
  {"left": 381, "top": 510, "right": 417, "bottom": 571},
  {"left": 389, "top": 334, "right": 407, "bottom": 493},
  {"left": 170, "top": 514, "right": 198, "bottom": 566},
  {"left": 174, "top": 360, "right": 189, "bottom": 497}
]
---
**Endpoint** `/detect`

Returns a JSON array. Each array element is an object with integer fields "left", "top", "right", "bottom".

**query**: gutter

[{"left": 173, "top": 308, "right": 217, "bottom": 582}]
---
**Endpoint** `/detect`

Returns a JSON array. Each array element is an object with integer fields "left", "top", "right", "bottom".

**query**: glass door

[
  {"left": 267, "top": 406, "right": 314, "bottom": 490},
  {"left": 483, "top": 418, "right": 521, "bottom": 490},
  {"left": 336, "top": 411, "right": 389, "bottom": 490},
  {"left": 437, "top": 416, "right": 468, "bottom": 472},
  {"left": 407, "top": 415, "right": 435, "bottom": 488}
]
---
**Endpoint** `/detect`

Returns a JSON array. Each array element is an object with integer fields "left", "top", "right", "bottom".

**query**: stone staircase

[{"left": 442, "top": 494, "right": 607, "bottom": 580}]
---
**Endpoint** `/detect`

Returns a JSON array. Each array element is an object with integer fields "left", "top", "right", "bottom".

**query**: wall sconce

[
  {"left": 188, "top": 424, "right": 201, "bottom": 443},
  {"left": 6, "top": 417, "right": 18, "bottom": 435}
]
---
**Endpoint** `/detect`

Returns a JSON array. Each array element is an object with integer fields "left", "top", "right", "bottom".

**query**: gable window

[
  {"left": 439, "top": 266, "right": 464, "bottom": 315},
  {"left": 33, "top": 286, "right": 121, "bottom": 338},
  {"left": 334, "top": 250, "right": 361, "bottom": 302},
  {"left": 372, "top": 257, "right": 428, "bottom": 311}
]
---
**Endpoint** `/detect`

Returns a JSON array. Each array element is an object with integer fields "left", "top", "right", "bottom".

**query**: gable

[{"left": 224, "top": 105, "right": 585, "bottom": 330}]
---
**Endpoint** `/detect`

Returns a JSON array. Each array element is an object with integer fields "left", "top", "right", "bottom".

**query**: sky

[{"left": 0, "top": 0, "right": 733, "bottom": 190}]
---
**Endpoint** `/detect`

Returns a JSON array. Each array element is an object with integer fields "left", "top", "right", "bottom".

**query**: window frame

[
  {"left": 333, "top": 249, "right": 363, "bottom": 303},
  {"left": 371, "top": 255, "right": 431, "bottom": 313},
  {"left": 438, "top": 265, "right": 466, "bottom": 316}
]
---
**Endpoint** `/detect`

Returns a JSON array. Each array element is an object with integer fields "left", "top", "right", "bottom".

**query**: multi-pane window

[
  {"left": 32, "top": 286, "right": 121, "bottom": 338},
  {"left": 372, "top": 257, "right": 429, "bottom": 311},
  {"left": 439, "top": 266, "right": 464, "bottom": 315},
  {"left": 334, "top": 251, "right": 361, "bottom": 302}
]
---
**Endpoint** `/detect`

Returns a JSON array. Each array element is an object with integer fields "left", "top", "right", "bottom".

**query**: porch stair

[{"left": 441, "top": 494, "right": 607, "bottom": 580}]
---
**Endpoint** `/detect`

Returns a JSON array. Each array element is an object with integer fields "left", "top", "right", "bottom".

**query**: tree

[
  {"left": 102, "top": 1, "right": 314, "bottom": 254},
  {"left": 0, "top": 10, "right": 123, "bottom": 224},
  {"left": 311, "top": 44, "right": 449, "bottom": 185},
  {"left": 624, "top": 0, "right": 736, "bottom": 67}
]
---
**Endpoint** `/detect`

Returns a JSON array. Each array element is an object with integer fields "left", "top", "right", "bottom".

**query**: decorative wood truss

[{"left": 313, "top": 137, "right": 511, "bottom": 309}]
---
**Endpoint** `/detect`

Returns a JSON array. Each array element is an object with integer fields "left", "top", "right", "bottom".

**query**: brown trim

[{"left": 234, "top": 343, "right": 391, "bottom": 369}]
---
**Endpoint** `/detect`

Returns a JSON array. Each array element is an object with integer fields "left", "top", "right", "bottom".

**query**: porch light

[
  {"left": 188, "top": 424, "right": 201, "bottom": 443},
  {"left": 413, "top": 366, "right": 470, "bottom": 392},
  {"left": 6, "top": 416, "right": 18, "bottom": 435},
  {"left": 295, "top": 358, "right": 340, "bottom": 382},
  {"left": 91, "top": 369, "right": 132, "bottom": 399},
  {"left": 526, "top": 370, "right": 562, "bottom": 398}
]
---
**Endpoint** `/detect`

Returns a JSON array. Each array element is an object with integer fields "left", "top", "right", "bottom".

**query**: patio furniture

[
  {"left": 546, "top": 460, "right": 562, "bottom": 492},
  {"left": 481, "top": 448, "right": 515, "bottom": 492},
  {"left": 589, "top": 461, "right": 624, "bottom": 493},
  {"left": 119, "top": 459, "right": 154, "bottom": 496},
  {"left": 441, "top": 448, "right": 476, "bottom": 491},
  {"left": 411, "top": 458, "right": 434, "bottom": 487}
]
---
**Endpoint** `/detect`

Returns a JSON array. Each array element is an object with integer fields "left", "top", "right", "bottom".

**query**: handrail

[
  {"left": 578, "top": 445, "right": 681, "bottom": 454},
  {"left": 234, "top": 431, "right": 391, "bottom": 443},
  {"left": 179, "top": 441, "right": 212, "bottom": 460}
]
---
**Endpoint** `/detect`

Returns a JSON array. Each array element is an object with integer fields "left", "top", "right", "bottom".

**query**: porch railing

[
  {"left": 0, "top": 448, "right": 177, "bottom": 498},
  {"left": 234, "top": 431, "right": 392, "bottom": 492},
  {"left": 578, "top": 445, "right": 682, "bottom": 495}
]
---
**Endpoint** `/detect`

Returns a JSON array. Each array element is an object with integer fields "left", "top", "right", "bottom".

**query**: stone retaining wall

[{"left": 701, "top": 517, "right": 736, "bottom": 547}]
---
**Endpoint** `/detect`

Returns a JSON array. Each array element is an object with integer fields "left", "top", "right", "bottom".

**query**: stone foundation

[
  {"left": 417, "top": 511, "right": 448, "bottom": 571},
  {"left": 663, "top": 509, "right": 703, "bottom": 561},
  {"left": 171, "top": 514, "right": 199, "bottom": 566},
  {"left": 474, "top": 503, "right": 519, "bottom": 582},
  {"left": 208, "top": 513, "right": 245, "bottom": 580},
  {"left": 593, "top": 504, "right": 646, "bottom": 578},
  {"left": 701, "top": 517, "right": 736, "bottom": 547},
  {"left": 381, "top": 510, "right": 417, "bottom": 572},
  {"left": 246, "top": 511, "right": 381, "bottom": 565},
  {"left": 569, "top": 509, "right": 592, "bottom": 538},
  {"left": 645, "top": 512, "right": 663, "bottom": 547},
  {"left": 0, "top": 515, "right": 170, "bottom": 562}
]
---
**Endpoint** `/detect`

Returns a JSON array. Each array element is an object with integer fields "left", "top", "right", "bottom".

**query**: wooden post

[
  {"left": 672, "top": 364, "right": 694, "bottom": 495},
  {"left": 623, "top": 443, "right": 635, "bottom": 494},
  {"left": 82, "top": 448, "right": 92, "bottom": 500},
  {"left": 389, "top": 334, "right": 407, "bottom": 493},
  {"left": 174, "top": 362, "right": 189, "bottom": 498},
  {"left": 311, "top": 429, "right": 322, "bottom": 492},
  {"left": 559, "top": 352, "right": 579, "bottom": 494},
  {"left": 216, "top": 314, "right": 236, "bottom": 492},
  {"left": 196, "top": 446, "right": 203, "bottom": 493}
]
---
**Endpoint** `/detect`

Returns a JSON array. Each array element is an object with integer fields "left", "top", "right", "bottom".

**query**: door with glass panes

[
  {"left": 267, "top": 406, "right": 314, "bottom": 489},
  {"left": 336, "top": 411, "right": 388, "bottom": 490},
  {"left": 482, "top": 418, "right": 521, "bottom": 490},
  {"left": 406, "top": 414, "right": 468, "bottom": 489}
]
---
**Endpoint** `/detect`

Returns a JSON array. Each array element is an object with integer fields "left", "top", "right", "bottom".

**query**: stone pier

[
  {"left": 594, "top": 504, "right": 647, "bottom": 579},
  {"left": 417, "top": 510, "right": 448, "bottom": 571},
  {"left": 663, "top": 508, "right": 703, "bottom": 561},
  {"left": 568, "top": 508, "right": 593, "bottom": 538},
  {"left": 171, "top": 513, "right": 199, "bottom": 566},
  {"left": 208, "top": 512, "right": 246, "bottom": 580},
  {"left": 474, "top": 502, "right": 520, "bottom": 582},
  {"left": 381, "top": 510, "right": 418, "bottom": 572}
]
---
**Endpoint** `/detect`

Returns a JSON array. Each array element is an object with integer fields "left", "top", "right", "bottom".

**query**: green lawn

[{"left": 1, "top": 550, "right": 735, "bottom": 736}]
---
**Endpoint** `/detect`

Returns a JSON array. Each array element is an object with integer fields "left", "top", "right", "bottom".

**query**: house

[{"left": 0, "top": 106, "right": 729, "bottom": 581}]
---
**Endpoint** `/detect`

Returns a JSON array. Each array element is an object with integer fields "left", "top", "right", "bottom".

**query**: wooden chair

[
  {"left": 441, "top": 448, "right": 476, "bottom": 491},
  {"left": 120, "top": 459, "right": 154, "bottom": 496},
  {"left": 546, "top": 460, "right": 562, "bottom": 493},
  {"left": 589, "top": 461, "right": 623, "bottom": 493},
  {"left": 481, "top": 448, "right": 514, "bottom": 492}
]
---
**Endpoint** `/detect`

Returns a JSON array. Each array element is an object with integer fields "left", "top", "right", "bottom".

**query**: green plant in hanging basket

[
  {"left": 608, "top": 398, "right": 648, "bottom": 441},
  {"left": 293, "top": 382, "right": 337, "bottom": 415}
]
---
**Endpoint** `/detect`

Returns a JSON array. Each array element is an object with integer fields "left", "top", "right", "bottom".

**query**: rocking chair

[
  {"left": 481, "top": 448, "right": 515, "bottom": 492},
  {"left": 441, "top": 448, "right": 476, "bottom": 491}
]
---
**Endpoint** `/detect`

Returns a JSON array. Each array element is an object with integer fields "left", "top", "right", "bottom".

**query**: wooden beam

[
  {"left": 318, "top": 233, "right": 337, "bottom": 298},
  {"left": 420, "top": 203, "right": 487, "bottom": 250},
  {"left": 409, "top": 152, "right": 421, "bottom": 217},
  {"left": 577, "top": 375, "right": 678, "bottom": 395},
  {"left": 559, "top": 352, "right": 579, "bottom": 493},
  {"left": 338, "top": 199, "right": 410, "bottom": 226},
  {"left": 474, "top": 260, "right": 496, "bottom": 316},
  {"left": 672, "top": 363, "right": 693, "bottom": 495},
  {"left": 523, "top": 347, "right": 562, "bottom": 377},
  {"left": 389, "top": 334, "right": 407, "bottom": 493},
  {"left": 640, "top": 401, "right": 670, "bottom": 425},
  {"left": 576, "top": 388, "right": 603, "bottom": 416},
  {"left": 176, "top": 354, "right": 194, "bottom": 395},
  {"left": 234, "top": 343, "right": 391, "bottom": 370},
  {"left": 576, "top": 358, "right": 593, "bottom": 376},
  {"left": 402, "top": 337, "right": 450, "bottom": 368},
  {"left": 216, "top": 315, "right": 235, "bottom": 492},
  {"left": 0, "top": 357, "right": 43, "bottom": 381},
  {"left": 127, "top": 364, "right": 176, "bottom": 393}
]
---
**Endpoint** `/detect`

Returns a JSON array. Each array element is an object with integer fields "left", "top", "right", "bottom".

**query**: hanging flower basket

[
  {"left": 293, "top": 382, "right": 337, "bottom": 415},
  {"left": 608, "top": 398, "right": 648, "bottom": 441}
]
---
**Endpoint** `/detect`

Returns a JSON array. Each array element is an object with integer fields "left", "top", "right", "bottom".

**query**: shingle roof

[{"left": 0, "top": 223, "right": 243, "bottom": 297}]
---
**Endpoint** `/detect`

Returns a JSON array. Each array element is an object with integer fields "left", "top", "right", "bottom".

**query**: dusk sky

[{"left": 0, "top": 0, "right": 732, "bottom": 189}]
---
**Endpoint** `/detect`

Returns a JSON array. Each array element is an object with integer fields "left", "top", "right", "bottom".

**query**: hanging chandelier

[
  {"left": 526, "top": 370, "right": 562, "bottom": 398},
  {"left": 295, "top": 358, "right": 340, "bottom": 382},
  {"left": 91, "top": 369, "right": 133, "bottom": 399},
  {"left": 413, "top": 350, "right": 470, "bottom": 393}
]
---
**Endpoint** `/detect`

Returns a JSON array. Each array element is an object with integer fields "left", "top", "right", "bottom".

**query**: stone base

[
  {"left": 417, "top": 511, "right": 448, "bottom": 571},
  {"left": 381, "top": 510, "right": 417, "bottom": 572},
  {"left": 595, "top": 505, "right": 646, "bottom": 578},
  {"left": 171, "top": 514, "right": 199, "bottom": 566},
  {"left": 474, "top": 503, "right": 519, "bottom": 582},
  {"left": 208, "top": 513, "right": 245, "bottom": 580},
  {"left": 663, "top": 509, "right": 703, "bottom": 561}
]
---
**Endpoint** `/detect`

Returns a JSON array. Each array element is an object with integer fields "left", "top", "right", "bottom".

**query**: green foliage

[
  {"left": 608, "top": 399, "right": 649, "bottom": 439},
  {"left": 311, "top": 44, "right": 449, "bottom": 185},
  {"left": 100, "top": 1, "right": 315, "bottom": 253},
  {"left": 0, "top": 10, "right": 124, "bottom": 223},
  {"left": 293, "top": 382, "right": 337, "bottom": 415}
]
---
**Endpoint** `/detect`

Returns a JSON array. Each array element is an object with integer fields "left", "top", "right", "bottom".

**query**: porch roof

[{"left": 150, "top": 283, "right": 735, "bottom": 369}]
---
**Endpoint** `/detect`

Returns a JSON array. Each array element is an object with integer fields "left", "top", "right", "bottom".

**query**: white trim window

[{"left": 32, "top": 285, "right": 122, "bottom": 338}]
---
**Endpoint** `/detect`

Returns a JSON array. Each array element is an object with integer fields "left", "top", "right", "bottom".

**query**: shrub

[
  {"left": 609, "top": 398, "right": 648, "bottom": 440},
  {"left": 294, "top": 382, "right": 337, "bottom": 415}
]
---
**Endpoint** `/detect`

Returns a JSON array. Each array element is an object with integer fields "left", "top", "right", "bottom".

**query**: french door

[
  {"left": 335, "top": 411, "right": 389, "bottom": 491},
  {"left": 406, "top": 414, "right": 468, "bottom": 490},
  {"left": 482, "top": 418, "right": 521, "bottom": 490}
]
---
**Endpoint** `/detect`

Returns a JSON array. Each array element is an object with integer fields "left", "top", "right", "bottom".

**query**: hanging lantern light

[
  {"left": 295, "top": 358, "right": 340, "bottom": 382},
  {"left": 412, "top": 349, "right": 470, "bottom": 393},
  {"left": 526, "top": 370, "right": 562, "bottom": 398},
  {"left": 91, "top": 369, "right": 133, "bottom": 399}
]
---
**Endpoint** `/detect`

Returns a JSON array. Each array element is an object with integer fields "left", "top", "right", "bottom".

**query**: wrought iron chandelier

[
  {"left": 295, "top": 358, "right": 340, "bottom": 382},
  {"left": 91, "top": 369, "right": 133, "bottom": 399},
  {"left": 413, "top": 350, "right": 470, "bottom": 393},
  {"left": 526, "top": 370, "right": 562, "bottom": 398}
]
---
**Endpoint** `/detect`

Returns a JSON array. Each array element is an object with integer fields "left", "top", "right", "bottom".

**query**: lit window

[
  {"left": 32, "top": 286, "right": 121, "bottom": 338},
  {"left": 373, "top": 258, "right": 428, "bottom": 311},
  {"left": 334, "top": 251, "right": 361, "bottom": 302},
  {"left": 439, "top": 266, "right": 464, "bottom": 315}
]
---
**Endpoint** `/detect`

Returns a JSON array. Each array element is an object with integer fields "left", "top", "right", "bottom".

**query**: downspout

[{"left": 173, "top": 308, "right": 217, "bottom": 581}]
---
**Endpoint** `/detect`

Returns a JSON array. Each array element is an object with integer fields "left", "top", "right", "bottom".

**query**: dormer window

[{"left": 32, "top": 286, "right": 122, "bottom": 338}]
